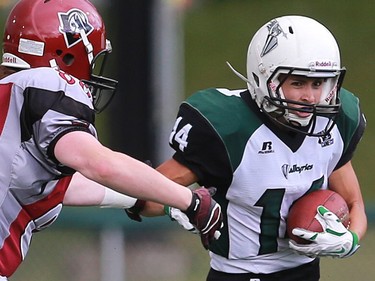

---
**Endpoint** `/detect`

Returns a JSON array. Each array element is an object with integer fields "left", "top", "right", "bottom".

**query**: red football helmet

[{"left": 2, "top": 0, "right": 117, "bottom": 112}]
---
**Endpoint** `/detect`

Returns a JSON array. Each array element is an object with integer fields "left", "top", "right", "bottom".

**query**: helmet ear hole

[
  {"left": 252, "top": 72, "right": 260, "bottom": 87},
  {"left": 62, "top": 53, "right": 75, "bottom": 66}
]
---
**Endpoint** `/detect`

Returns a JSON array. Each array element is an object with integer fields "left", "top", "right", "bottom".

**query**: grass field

[{"left": 11, "top": 225, "right": 375, "bottom": 281}]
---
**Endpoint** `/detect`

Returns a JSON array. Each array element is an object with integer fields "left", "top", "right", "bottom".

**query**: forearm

[
  {"left": 140, "top": 201, "right": 166, "bottom": 217},
  {"left": 93, "top": 151, "right": 192, "bottom": 210},
  {"left": 138, "top": 158, "right": 199, "bottom": 217},
  {"left": 329, "top": 161, "right": 367, "bottom": 240},
  {"left": 56, "top": 132, "right": 223, "bottom": 250},
  {"left": 55, "top": 131, "right": 192, "bottom": 211},
  {"left": 64, "top": 172, "right": 106, "bottom": 206},
  {"left": 348, "top": 201, "right": 367, "bottom": 240},
  {"left": 64, "top": 172, "right": 137, "bottom": 208},
  {"left": 156, "top": 158, "right": 198, "bottom": 186}
]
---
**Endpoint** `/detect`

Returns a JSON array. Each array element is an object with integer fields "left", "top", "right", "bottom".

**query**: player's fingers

[
  {"left": 207, "top": 187, "right": 217, "bottom": 196},
  {"left": 292, "top": 228, "right": 317, "bottom": 240},
  {"left": 316, "top": 206, "right": 347, "bottom": 232},
  {"left": 317, "top": 206, "right": 339, "bottom": 222}
]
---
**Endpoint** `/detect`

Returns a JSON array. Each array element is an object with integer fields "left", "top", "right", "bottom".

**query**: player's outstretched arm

[
  {"left": 64, "top": 172, "right": 138, "bottom": 208},
  {"left": 65, "top": 172, "right": 198, "bottom": 235},
  {"left": 54, "top": 131, "right": 192, "bottom": 209},
  {"left": 55, "top": 131, "right": 223, "bottom": 249}
]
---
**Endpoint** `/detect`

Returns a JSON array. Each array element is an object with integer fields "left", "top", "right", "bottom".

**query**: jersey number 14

[{"left": 169, "top": 117, "right": 192, "bottom": 152}]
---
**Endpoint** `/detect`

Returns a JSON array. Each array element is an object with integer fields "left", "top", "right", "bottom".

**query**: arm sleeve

[
  {"left": 334, "top": 89, "right": 367, "bottom": 170},
  {"left": 21, "top": 77, "right": 97, "bottom": 175},
  {"left": 170, "top": 102, "right": 233, "bottom": 189},
  {"left": 335, "top": 110, "right": 366, "bottom": 169}
]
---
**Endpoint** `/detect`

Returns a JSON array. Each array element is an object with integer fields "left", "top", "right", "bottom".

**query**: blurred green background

[{"left": 1, "top": 0, "right": 374, "bottom": 280}]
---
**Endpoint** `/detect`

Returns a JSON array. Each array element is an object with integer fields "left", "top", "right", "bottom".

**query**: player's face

[{"left": 281, "top": 75, "right": 324, "bottom": 118}]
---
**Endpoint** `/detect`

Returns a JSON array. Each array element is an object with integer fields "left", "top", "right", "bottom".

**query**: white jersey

[
  {"left": 168, "top": 87, "right": 366, "bottom": 274},
  {"left": 0, "top": 67, "right": 97, "bottom": 277}
]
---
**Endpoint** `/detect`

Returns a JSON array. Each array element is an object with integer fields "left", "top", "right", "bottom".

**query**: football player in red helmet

[{"left": 0, "top": 0, "right": 223, "bottom": 279}]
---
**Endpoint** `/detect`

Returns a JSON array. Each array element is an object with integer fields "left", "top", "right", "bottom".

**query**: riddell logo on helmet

[
  {"left": 313, "top": 61, "right": 336, "bottom": 67},
  {"left": 325, "top": 86, "right": 337, "bottom": 103},
  {"left": 316, "top": 61, "right": 331, "bottom": 67},
  {"left": 3, "top": 56, "right": 17, "bottom": 64}
]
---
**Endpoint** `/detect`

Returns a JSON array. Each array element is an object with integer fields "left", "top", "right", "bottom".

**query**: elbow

[{"left": 78, "top": 150, "right": 118, "bottom": 185}]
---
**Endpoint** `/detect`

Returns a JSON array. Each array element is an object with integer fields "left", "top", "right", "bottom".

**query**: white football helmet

[{"left": 228, "top": 15, "right": 345, "bottom": 136}]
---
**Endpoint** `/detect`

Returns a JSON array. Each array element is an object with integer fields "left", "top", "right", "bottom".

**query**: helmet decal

[
  {"left": 58, "top": 8, "right": 94, "bottom": 48},
  {"left": 260, "top": 20, "right": 287, "bottom": 57}
]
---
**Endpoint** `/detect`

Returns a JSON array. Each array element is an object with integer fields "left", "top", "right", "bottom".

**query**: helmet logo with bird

[
  {"left": 58, "top": 9, "right": 94, "bottom": 48},
  {"left": 260, "top": 19, "right": 287, "bottom": 57}
]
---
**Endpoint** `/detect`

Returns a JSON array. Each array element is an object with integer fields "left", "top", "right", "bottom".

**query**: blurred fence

[{"left": 10, "top": 205, "right": 375, "bottom": 281}]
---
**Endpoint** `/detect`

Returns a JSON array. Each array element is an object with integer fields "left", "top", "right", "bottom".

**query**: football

[{"left": 287, "top": 189, "right": 350, "bottom": 244}]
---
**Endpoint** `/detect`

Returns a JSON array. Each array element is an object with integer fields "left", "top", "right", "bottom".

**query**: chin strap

[
  {"left": 80, "top": 29, "right": 94, "bottom": 65},
  {"left": 49, "top": 59, "right": 59, "bottom": 70}
]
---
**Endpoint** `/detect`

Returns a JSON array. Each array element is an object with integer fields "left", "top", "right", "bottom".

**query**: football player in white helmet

[
  {"left": 227, "top": 15, "right": 344, "bottom": 137},
  {"left": 130, "top": 15, "right": 367, "bottom": 281}
]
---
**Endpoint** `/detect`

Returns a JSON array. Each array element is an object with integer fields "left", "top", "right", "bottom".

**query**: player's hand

[
  {"left": 124, "top": 199, "right": 146, "bottom": 222},
  {"left": 183, "top": 187, "right": 223, "bottom": 250},
  {"left": 289, "top": 206, "right": 360, "bottom": 258},
  {"left": 164, "top": 206, "right": 199, "bottom": 234}
]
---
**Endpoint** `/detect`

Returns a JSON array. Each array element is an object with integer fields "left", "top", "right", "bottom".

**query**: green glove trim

[
  {"left": 164, "top": 205, "right": 171, "bottom": 216},
  {"left": 350, "top": 231, "right": 359, "bottom": 250},
  {"left": 317, "top": 205, "right": 329, "bottom": 215}
]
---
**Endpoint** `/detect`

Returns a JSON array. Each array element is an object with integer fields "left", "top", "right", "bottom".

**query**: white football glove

[
  {"left": 289, "top": 206, "right": 360, "bottom": 258},
  {"left": 164, "top": 206, "right": 199, "bottom": 234}
]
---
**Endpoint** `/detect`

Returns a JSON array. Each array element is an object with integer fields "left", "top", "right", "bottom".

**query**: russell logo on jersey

[{"left": 258, "top": 141, "right": 275, "bottom": 154}]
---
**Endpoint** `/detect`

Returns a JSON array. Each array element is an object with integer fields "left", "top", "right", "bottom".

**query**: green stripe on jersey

[
  {"left": 335, "top": 88, "right": 362, "bottom": 153},
  {"left": 187, "top": 88, "right": 262, "bottom": 171}
]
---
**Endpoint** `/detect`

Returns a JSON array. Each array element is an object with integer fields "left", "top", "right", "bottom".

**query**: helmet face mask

[
  {"left": 2, "top": 0, "right": 118, "bottom": 112},
  {"left": 82, "top": 44, "right": 118, "bottom": 113},
  {"left": 228, "top": 15, "right": 345, "bottom": 136},
  {"left": 261, "top": 66, "right": 345, "bottom": 136}
]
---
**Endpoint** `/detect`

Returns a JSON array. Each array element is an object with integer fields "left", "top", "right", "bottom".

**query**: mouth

[
  {"left": 289, "top": 106, "right": 314, "bottom": 118},
  {"left": 295, "top": 111, "right": 312, "bottom": 118}
]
